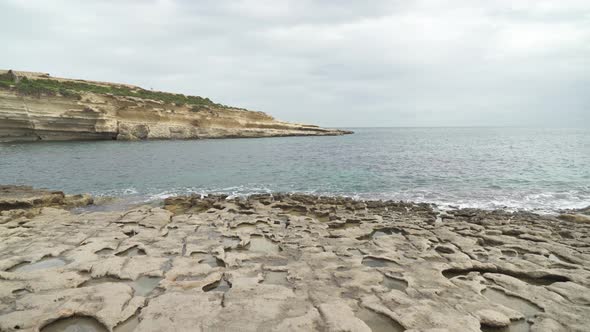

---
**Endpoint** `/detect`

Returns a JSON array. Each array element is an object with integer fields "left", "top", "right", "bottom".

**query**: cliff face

[{"left": 0, "top": 70, "right": 352, "bottom": 142}]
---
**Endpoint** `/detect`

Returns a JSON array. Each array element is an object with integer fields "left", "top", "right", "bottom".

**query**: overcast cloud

[{"left": 1, "top": 0, "right": 589, "bottom": 127}]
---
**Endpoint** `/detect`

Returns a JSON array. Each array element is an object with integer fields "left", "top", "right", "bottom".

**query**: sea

[{"left": 1, "top": 127, "right": 588, "bottom": 214}]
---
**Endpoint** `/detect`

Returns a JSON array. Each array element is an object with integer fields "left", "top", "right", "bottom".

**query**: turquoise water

[{"left": 1, "top": 128, "right": 588, "bottom": 213}]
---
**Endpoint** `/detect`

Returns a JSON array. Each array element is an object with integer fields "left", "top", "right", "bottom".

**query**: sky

[{"left": 1, "top": 0, "right": 589, "bottom": 127}]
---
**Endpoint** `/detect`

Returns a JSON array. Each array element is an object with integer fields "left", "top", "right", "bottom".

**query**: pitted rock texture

[
  {"left": 0, "top": 70, "right": 352, "bottom": 142},
  {"left": 1, "top": 193, "right": 589, "bottom": 331}
]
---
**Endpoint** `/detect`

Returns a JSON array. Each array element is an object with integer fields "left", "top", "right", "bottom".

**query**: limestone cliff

[{"left": 0, "top": 70, "right": 352, "bottom": 142}]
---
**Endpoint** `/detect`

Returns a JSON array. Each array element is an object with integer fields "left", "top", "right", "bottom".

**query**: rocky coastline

[
  {"left": 1, "top": 186, "right": 589, "bottom": 331},
  {"left": 0, "top": 70, "right": 352, "bottom": 142}
]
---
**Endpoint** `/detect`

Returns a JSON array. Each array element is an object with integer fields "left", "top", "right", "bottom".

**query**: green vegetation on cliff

[{"left": 0, "top": 70, "right": 227, "bottom": 108}]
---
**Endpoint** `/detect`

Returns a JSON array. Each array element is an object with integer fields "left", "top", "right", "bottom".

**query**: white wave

[{"left": 91, "top": 185, "right": 589, "bottom": 215}]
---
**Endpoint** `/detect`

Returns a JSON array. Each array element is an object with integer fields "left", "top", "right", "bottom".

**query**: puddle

[
  {"left": 79, "top": 277, "right": 123, "bottom": 288},
  {"left": 199, "top": 255, "right": 226, "bottom": 268},
  {"left": 284, "top": 208, "right": 307, "bottom": 216},
  {"left": 116, "top": 246, "right": 146, "bottom": 257},
  {"left": 132, "top": 276, "right": 162, "bottom": 297},
  {"left": 481, "top": 320, "right": 530, "bottom": 332},
  {"left": 113, "top": 314, "right": 139, "bottom": 332},
  {"left": 264, "top": 271, "right": 289, "bottom": 286},
  {"left": 373, "top": 231, "right": 391, "bottom": 239},
  {"left": 41, "top": 316, "right": 108, "bottom": 332},
  {"left": 371, "top": 228, "right": 404, "bottom": 239},
  {"left": 362, "top": 257, "right": 397, "bottom": 268},
  {"left": 328, "top": 221, "right": 360, "bottom": 229},
  {"left": 249, "top": 236, "right": 280, "bottom": 254},
  {"left": 9, "top": 257, "right": 67, "bottom": 272},
  {"left": 483, "top": 288, "right": 542, "bottom": 319},
  {"left": 383, "top": 276, "right": 408, "bottom": 291},
  {"left": 78, "top": 276, "right": 162, "bottom": 297},
  {"left": 203, "top": 278, "right": 231, "bottom": 292},
  {"left": 355, "top": 308, "right": 405, "bottom": 332}
]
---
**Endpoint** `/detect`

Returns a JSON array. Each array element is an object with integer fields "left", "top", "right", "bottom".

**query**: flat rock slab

[{"left": 1, "top": 193, "right": 589, "bottom": 331}]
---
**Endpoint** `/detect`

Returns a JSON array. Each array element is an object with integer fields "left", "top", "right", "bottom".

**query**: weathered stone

[
  {"left": 0, "top": 192, "right": 589, "bottom": 331},
  {"left": 476, "top": 309, "right": 511, "bottom": 327}
]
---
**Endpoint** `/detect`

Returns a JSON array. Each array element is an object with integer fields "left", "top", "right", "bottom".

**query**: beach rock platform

[{"left": 1, "top": 190, "right": 589, "bottom": 331}]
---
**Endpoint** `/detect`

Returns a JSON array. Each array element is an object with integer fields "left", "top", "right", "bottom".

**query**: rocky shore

[
  {"left": 1, "top": 187, "right": 589, "bottom": 331},
  {"left": 0, "top": 70, "right": 352, "bottom": 142}
]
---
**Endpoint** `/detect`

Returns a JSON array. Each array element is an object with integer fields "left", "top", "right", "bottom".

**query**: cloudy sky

[{"left": 1, "top": 0, "right": 589, "bottom": 127}]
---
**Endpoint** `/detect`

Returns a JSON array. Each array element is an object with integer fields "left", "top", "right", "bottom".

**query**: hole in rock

[
  {"left": 435, "top": 246, "right": 455, "bottom": 254},
  {"left": 199, "top": 255, "right": 226, "bottom": 268},
  {"left": 501, "top": 250, "right": 518, "bottom": 257},
  {"left": 9, "top": 257, "right": 67, "bottom": 272},
  {"left": 383, "top": 276, "right": 408, "bottom": 291},
  {"left": 79, "top": 277, "right": 125, "bottom": 288},
  {"left": 442, "top": 268, "right": 570, "bottom": 286},
  {"left": 12, "top": 288, "right": 31, "bottom": 296},
  {"left": 483, "top": 288, "right": 543, "bottom": 319},
  {"left": 355, "top": 308, "right": 405, "bottom": 332},
  {"left": 41, "top": 316, "right": 108, "bottom": 332},
  {"left": 347, "top": 248, "right": 363, "bottom": 256},
  {"left": 78, "top": 276, "right": 162, "bottom": 297},
  {"left": 176, "top": 275, "right": 202, "bottom": 281},
  {"left": 372, "top": 227, "right": 405, "bottom": 239},
  {"left": 248, "top": 236, "right": 280, "bottom": 253},
  {"left": 116, "top": 246, "right": 146, "bottom": 257},
  {"left": 328, "top": 221, "right": 361, "bottom": 229},
  {"left": 245, "top": 256, "right": 288, "bottom": 267},
  {"left": 362, "top": 257, "right": 398, "bottom": 268},
  {"left": 480, "top": 319, "right": 530, "bottom": 332},
  {"left": 202, "top": 278, "right": 231, "bottom": 292},
  {"left": 234, "top": 223, "right": 257, "bottom": 231},
  {"left": 264, "top": 271, "right": 289, "bottom": 286}
]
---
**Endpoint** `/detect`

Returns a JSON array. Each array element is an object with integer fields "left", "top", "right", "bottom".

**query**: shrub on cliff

[
  {"left": 0, "top": 70, "right": 16, "bottom": 83},
  {"left": 4, "top": 74, "right": 228, "bottom": 109}
]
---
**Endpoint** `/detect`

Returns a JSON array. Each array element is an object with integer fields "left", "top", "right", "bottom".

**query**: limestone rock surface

[{"left": 1, "top": 192, "right": 589, "bottom": 331}]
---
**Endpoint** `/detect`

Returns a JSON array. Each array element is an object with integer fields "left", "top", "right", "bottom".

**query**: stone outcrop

[
  {"left": 0, "top": 70, "right": 352, "bottom": 142},
  {"left": 0, "top": 185, "right": 92, "bottom": 211},
  {"left": 1, "top": 190, "right": 589, "bottom": 331}
]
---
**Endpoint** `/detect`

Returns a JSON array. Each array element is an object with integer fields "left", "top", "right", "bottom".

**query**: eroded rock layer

[
  {"left": 1, "top": 193, "right": 589, "bottom": 331},
  {"left": 0, "top": 70, "right": 351, "bottom": 142}
]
